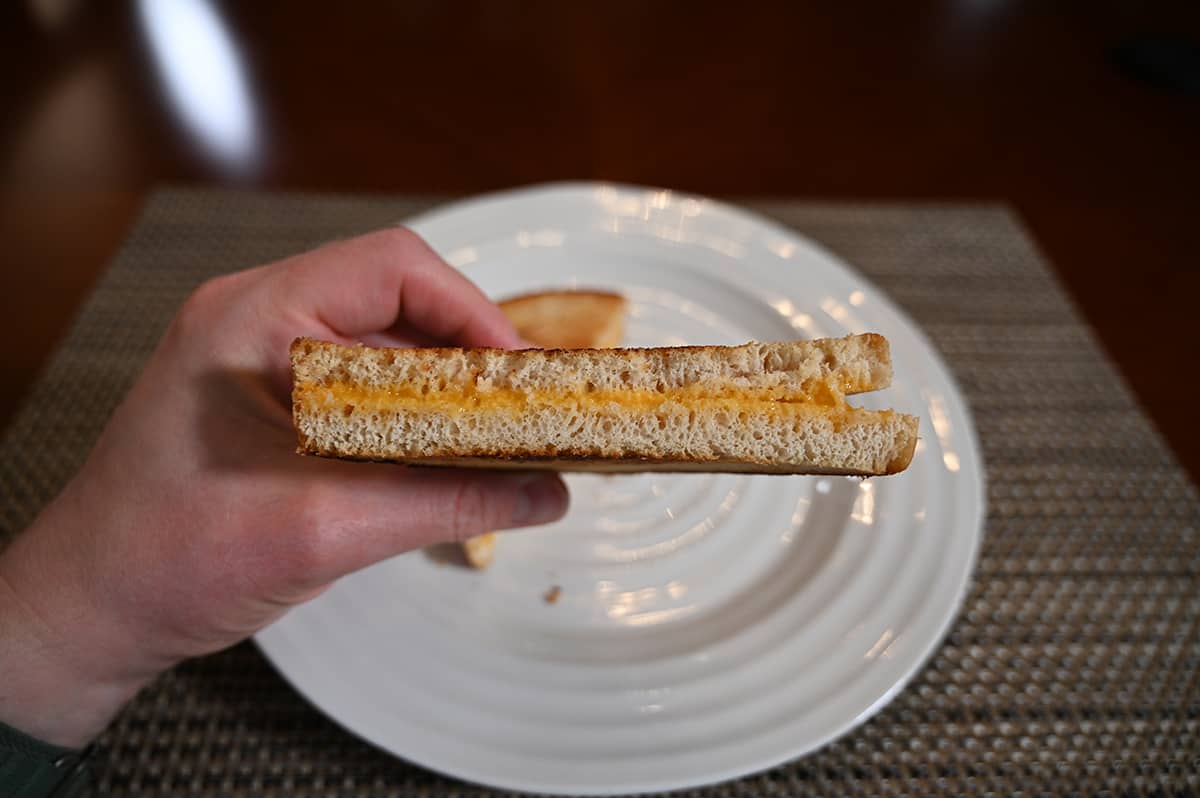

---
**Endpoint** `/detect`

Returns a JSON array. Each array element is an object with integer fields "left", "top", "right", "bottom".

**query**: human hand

[{"left": 0, "top": 228, "right": 568, "bottom": 747}]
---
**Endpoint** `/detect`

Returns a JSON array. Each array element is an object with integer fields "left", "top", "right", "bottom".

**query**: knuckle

[
  {"left": 278, "top": 487, "right": 338, "bottom": 576},
  {"left": 173, "top": 275, "right": 231, "bottom": 335},
  {"left": 382, "top": 224, "right": 421, "bottom": 249},
  {"left": 374, "top": 225, "right": 433, "bottom": 264},
  {"left": 445, "top": 480, "right": 499, "bottom": 543}
]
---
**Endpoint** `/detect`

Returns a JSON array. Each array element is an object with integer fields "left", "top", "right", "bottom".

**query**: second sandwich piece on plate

[{"left": 290, "top": 333, "right": 918, "bottom": 476}]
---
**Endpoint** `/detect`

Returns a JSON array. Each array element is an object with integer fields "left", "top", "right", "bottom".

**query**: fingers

[
  {"left": 275, "top": 227, "right": 522, "bottom": 349},
  {"left": 290, "top": 465, "right": 568, "bottom": 583}
]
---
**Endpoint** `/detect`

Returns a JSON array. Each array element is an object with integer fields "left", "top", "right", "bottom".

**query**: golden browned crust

[
  {"left": 295, "top": 449, "right": 916, "bottom": 477},
  {"left": 500, "top": 289, "right": 625, "bottom": 304},
  {"left": 887, "top": 430, "right": 920, "bottom": 474},
  {"left": 290, "top": 333, "right": 889, "bottom": 365}
]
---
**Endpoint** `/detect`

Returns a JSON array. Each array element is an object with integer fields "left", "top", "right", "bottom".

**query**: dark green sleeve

[{"left": 0, "top": 720, "right": 92, "bottom": 797}]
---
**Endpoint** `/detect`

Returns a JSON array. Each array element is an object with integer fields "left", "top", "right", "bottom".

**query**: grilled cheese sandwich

[{"left": 290, "top": 334, "right": 918, "bottom": 476}]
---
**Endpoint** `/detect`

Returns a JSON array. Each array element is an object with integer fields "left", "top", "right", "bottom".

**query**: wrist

[{"left": 0, "top": 492, "right": 160, "bottom": 747}]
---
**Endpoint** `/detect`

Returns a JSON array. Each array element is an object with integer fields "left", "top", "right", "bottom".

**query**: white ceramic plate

[{"left": 256, "top": 183, "right": 984, "bottom": 795}]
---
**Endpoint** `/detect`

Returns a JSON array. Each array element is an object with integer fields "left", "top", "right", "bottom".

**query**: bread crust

[{"left": 294, "top": 452, "right": 916, "bottom": 477}]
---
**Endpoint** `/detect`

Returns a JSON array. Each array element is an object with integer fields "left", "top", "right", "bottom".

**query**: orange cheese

[{"left": 297, "top": 379, "right": 852, "bottom": 418}]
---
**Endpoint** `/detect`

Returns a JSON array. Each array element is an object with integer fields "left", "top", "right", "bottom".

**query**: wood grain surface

[{"left": 3, "top": 1, "right": 1198, "bottom": 482}]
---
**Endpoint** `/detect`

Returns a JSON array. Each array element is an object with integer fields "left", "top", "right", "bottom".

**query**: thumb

[{"left": 298, "top": 466, "right": 569, "bottom": 582}]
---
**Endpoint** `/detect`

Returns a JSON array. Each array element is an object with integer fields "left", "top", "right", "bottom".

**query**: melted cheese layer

[{"left": 297, "top": 380, "right": 851, "bottom": 417}]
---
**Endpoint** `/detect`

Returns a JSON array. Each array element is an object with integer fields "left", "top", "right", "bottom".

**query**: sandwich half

[{"left": 290, "top": 333, "right": 918, "bottom": 476}]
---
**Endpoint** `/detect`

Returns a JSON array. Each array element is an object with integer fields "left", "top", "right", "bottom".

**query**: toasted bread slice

[
  {"left": 500, "top": 290, "right": 627, "bottom": 349},
  {"left": 290, "top": 335, "right": 917, "bottom": 476}
]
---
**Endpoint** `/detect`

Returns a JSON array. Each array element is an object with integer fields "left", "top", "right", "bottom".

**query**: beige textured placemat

[{"left": 2, "top": 189, "right": 1197, "bottom": 796}]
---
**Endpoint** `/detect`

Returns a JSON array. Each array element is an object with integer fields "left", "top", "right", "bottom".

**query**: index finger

[{"left": 276, "top": 226, "right": 522, "bottom": 348}]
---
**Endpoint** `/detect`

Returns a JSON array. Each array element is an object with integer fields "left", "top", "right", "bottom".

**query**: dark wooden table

[{"left": 4, "top": 2, "right": 1199, "bottom": 483}]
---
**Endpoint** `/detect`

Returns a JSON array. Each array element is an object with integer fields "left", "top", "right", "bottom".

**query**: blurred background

[{"left": 3, "top": 1, "right": 1198, "bottom": 480}]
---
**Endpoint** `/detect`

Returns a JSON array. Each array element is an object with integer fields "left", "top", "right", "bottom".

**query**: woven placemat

[{"left": 2, "top": 189, "right": 1197, "bottom": 796}]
